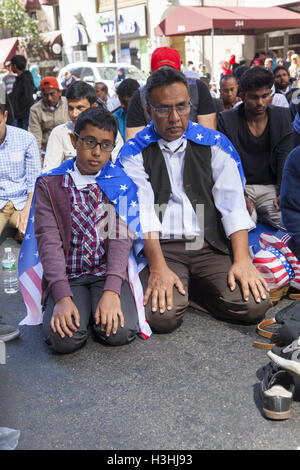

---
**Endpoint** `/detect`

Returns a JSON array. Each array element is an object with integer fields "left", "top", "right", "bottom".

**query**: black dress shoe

[
  {"left": 260, "top": 362, "right": 295, "bottom": 420},
  {"left": 267, "top": 339, "right": 300, "bottom": 378}
]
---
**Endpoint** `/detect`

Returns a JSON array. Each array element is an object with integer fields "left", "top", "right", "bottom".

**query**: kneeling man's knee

[{"left": 240, "top": 294, "right": 272, "bottom": 324}]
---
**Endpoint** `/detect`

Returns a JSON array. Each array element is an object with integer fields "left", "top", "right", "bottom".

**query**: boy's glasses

[{"left": 74, "top": 132, "right": 115, "bottom": 152}]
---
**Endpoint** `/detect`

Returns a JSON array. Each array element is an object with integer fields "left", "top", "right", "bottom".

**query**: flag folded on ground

[{"left": 253, "top": 230, "right": 300, "bottom": 291}]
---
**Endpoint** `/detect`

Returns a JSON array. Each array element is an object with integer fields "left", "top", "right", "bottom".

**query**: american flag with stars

[{"left": 118, "top": 120, "right": 246, "bottom": 187}]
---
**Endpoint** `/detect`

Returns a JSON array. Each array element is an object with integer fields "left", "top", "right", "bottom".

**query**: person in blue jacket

[
  {"left": 280, "top": 147, "right": 300, "bottom": 260},
  {"left": 113, "top": 78, "right": 139, "bottom": 142}
]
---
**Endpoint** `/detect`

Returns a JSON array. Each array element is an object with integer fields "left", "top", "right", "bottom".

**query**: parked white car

[{"left": 57, "top": 62, "right": 147, "bottom": 97}]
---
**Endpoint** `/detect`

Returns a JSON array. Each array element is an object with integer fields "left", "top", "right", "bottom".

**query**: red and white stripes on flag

[
  {"left": 258, "top": 232, "right": 300, "bottom": 290},
  {"left": 19, "top": 261, "right": 43, "bottom": 326}
]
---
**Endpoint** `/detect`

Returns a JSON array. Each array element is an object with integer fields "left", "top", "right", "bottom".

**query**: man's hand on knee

[
  {"left": 144, "top": 265, "right": 186, "bottom": 314},
  {"left": 228, "top": 259, "right": 270, "bottom": 303}
]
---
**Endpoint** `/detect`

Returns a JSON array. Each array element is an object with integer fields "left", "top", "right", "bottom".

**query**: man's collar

[
  {"left": 43, "top": 98, "right": 61, "bottom": 111},
  {"left": 66, "top": 121, "right": 75, "bottom": 132},
  {"left": 158, "top": 135, "right": 187, "bottom": 153}
]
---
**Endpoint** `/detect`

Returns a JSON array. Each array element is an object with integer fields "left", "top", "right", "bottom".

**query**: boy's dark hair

[
  {"left": 74, "top": 107, "right": 118, "bottom": 141},
  {"left": 145, "top": 67, "right": 188, "bottom": 104},
  {"left": 95, "top": 82, "right": 108, "bottom": 94},
  {"left": 116, "top": 78, "right": 140, "bottom": 98},
  {"left": 0, "top": 104, "right": 6, "bottom": 115},
  {"left": 273, "top": 65, "right": 290, "bottom": 77},
  {"left": 66, "top": 80, "right": 97, "bottom": 105},
  {"left": 10, "top": 55, "right": 27, "bottom": 71},
  {"left": 239, "top": 67, "right": 274, "bottom": 94}
]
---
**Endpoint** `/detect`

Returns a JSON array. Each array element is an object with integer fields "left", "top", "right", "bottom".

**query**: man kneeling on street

[{"left": 119, "top": 67, "right": 271, "bottom": 333}]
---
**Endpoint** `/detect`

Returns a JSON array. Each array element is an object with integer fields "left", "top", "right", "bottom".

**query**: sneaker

[
  {"left": 260, "top": 362, "right": 295, "bottom": 420},
  {"left": 267, "top": 338, "right": 300, "bottom": 378},
  {"left": 0, "top": 323, "right": 20, "bottom": 342}
]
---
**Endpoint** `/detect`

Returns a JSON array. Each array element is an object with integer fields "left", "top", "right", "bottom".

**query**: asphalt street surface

[{"left": 1, "top": 233, "right": 300, "bottom": 451}]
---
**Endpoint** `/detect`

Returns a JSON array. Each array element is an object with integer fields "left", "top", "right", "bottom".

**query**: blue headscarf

[
  {"left": 114, "top": 67, "right": 126, "bottom": 86},
  {"left": 30, "top": 65, "right": 41, "bottom": 91}
]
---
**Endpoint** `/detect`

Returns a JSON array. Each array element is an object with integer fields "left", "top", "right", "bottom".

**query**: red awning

[
  {"left": 20, "top": 0, "right": 41, "bottom": 11},
  {"left": 39, "top": 0, "right": 58, "bottom": 5},
  {"left": 155, "top": 6, "right": 300, "bottom": 36},
  {"left": 0, "top": 38, "right": 19, "bottom": 69}
]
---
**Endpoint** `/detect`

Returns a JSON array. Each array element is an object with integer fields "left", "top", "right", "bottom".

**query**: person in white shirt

[
  {"left": 43, "top": 81, "right": 122, "bottom": 173},
  {"left": 119, "top": 67, "right": 271, "bottom": 334}
]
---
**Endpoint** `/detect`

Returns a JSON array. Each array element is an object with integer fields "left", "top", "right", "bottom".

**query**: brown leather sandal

[{"left": 253, "top": 318, "right": 281, "bottom": 350}]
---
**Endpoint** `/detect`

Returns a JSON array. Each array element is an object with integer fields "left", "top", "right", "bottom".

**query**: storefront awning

[
  {"left": 154, "top": 6, "right": 300, "bottom": 37},
  {"left": 0, "top": 38, "right": 19, "bottom": 69},
  {"left": 41, "top": 30, "right": 62, "bottom": 59},
  {"left": 20, "top": 0, "right": 41, "bottom": 11},
  {"left": 39, "top": 0, "right": 58, "bottom": 5}
]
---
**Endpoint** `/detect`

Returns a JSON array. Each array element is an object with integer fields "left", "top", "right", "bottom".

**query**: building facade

[{"left": 57, "top": 0, "right": 300, "bottom": 81}]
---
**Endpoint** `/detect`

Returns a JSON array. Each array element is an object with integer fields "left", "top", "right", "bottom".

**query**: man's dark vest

[{"left": 142, "top": 140, "right": 231, "bottom": 254}]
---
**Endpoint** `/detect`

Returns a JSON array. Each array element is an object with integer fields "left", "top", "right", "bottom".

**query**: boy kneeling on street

[{"left": 34, "top": 107, "right": 140, "bottom": 354}]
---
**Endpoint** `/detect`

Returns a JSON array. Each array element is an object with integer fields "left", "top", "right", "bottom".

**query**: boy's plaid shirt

[{"left": 63, "top": 173, "right": 108, "bottom": 279}]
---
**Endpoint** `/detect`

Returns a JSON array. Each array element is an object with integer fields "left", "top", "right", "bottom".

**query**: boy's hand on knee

[
  {"left": 51, "top": 297, "right": 80, "bottom": 338},
  {"left": 95, "top": 291, "right": 124, "bottom": 337}
]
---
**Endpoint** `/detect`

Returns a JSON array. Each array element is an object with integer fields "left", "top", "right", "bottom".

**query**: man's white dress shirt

[{"left": 120, "top": 134, "right": 255, "bottom": 239}]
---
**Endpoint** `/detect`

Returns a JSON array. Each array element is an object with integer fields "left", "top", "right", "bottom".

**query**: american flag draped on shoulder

[
  {"left": 118, "top": 120, "right": 246, "bottom": 187},
  {"left": 18, "top": 157, "right": 152, "bottom": 339}
]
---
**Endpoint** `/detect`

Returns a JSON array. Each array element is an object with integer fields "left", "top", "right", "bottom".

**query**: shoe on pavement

[
  {"left": 267, "top": 338, "right": 300, "bottom": 379},
  {"left": 0, "top": 323, "right": 20, "bottom": 342},
  {"left": 260, "top": 362, "right": 295, "bottom": 420}
]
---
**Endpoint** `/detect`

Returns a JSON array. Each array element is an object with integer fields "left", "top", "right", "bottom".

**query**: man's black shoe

[
  {"left": 267, "top": 339, "right": 300, "bottom": 378},
  {"left": 260, "top": 362, "right": 295, "bottom": 420}
]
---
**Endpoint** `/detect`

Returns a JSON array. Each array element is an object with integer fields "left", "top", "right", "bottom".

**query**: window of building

[{"left": 289, "top": 34, "right": 300, "bottom": 46}]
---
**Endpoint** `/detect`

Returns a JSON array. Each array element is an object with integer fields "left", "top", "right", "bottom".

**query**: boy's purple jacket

[{"left": 34, "top": 174, "right": 133, "bottom": 306}]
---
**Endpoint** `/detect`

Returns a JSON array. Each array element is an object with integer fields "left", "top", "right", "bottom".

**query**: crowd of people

[{"left": 1, "top": 47, "right": 300, "bottom": 420}]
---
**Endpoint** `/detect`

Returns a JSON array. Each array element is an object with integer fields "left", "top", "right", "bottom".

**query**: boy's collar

[{"left": 70, "top": 162, "right": 102, "bottom": 190}]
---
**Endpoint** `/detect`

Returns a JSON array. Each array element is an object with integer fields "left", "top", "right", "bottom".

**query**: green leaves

[{"left": 0, "top": 0, "right": 45, "bottom": 56}]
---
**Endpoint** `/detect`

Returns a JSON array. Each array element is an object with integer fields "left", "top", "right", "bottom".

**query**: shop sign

[{"left": 97, "top": 4, "right": 146, "bottom": 39}]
